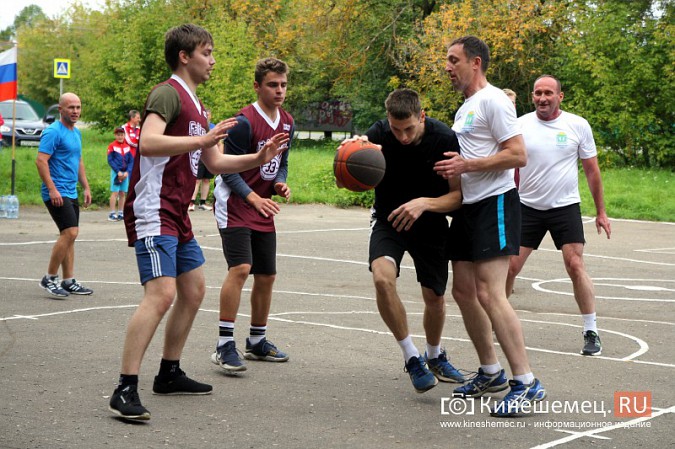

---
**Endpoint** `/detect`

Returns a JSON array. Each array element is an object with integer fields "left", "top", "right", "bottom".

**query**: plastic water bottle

[
  {"left": 0, "top": 196, "right": 7, "bottom": 219},
  {"left": 6, "top": 195, "right": 19, "bottom": 219}
]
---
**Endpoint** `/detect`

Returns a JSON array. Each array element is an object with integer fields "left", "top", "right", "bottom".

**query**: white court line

[
  {"left": 529, "top": 405, "right": 675, "bottom": 449},
  {"left": 0, "top": 238, "right": 127, "bottom": 246},
  {"left": 533, "top": 278, "right": 675, "bottom": 302},
  {"left": 536, "top": 247, "right": 675, "bottom": 267}
]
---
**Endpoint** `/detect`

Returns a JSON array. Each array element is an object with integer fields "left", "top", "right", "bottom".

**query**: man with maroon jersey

[
  {"left": 109, "top": 25, "right": 289, "bottom": 422},
  {"left": 122, "top": 110, "right": 141, "bottom": 159},
  {"left": 210, "top": 58, "right": 293, "bottom": 373}
]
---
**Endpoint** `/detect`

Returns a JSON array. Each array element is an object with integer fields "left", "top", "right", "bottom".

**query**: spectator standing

[{"left": 106, "top": 127, "right": 134, "bottom": 221}]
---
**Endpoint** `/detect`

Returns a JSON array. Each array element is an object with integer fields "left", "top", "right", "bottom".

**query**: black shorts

[
  {"left": 197, "top": 161, "right": 214, "bottom": 179},
  {"left": 521, "top": 203, "right": 585, "bottom": 250},
  {"left": 44, "top": 197, "right": 80, "bottom": 232},
  {"left": 369, "top": 216, "right": 449, "bottom": 296},
  {"left": 219, "top": 227, "right": 276, "bottom": 275},
  {"left": 447, "top": 189, "right": 521, "bottom": 262}
]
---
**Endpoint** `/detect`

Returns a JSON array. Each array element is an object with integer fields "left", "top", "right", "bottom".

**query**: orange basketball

[{"left": 333, "top": 140, "right": 386, "bottom": 192}]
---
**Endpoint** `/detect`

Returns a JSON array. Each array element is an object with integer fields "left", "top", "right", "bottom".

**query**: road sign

[{"left": 54, "top": 59, "right": 71, "bottom": 79}]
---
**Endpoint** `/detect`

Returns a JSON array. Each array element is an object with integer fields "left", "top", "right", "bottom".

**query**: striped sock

[
  {"left": 249, "top": 324, "right": 267, "bottom": 345},
  {"left": 218, "top": 320, "right": 235, "bottom": 347}
]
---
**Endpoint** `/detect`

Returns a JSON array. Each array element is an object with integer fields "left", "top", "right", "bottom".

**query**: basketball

[{"left": 333, "top": 140, "right": 386, "bottom": 192}]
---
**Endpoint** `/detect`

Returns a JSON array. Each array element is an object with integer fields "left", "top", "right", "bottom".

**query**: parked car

[{"left": 0, "top": 100, "right": 51, "bottom": 148}]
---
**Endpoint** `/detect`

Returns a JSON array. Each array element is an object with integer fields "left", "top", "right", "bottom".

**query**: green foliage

[{"left": 554, "top": 1, "right": 674, "bottom": 168}]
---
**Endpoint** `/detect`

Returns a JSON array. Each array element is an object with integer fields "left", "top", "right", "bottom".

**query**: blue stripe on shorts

[{"left": 497, "top": 194, "right": 506, "bottom": 250}]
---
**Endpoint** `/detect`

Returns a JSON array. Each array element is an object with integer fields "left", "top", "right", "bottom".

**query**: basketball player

[
  {"left": 109, "top": 24, "right": 288, "bottom": 421},
  {"left": 210, "top": 58, "right": 294, "bottom": 373},
  {"left": 342, "top": 88, "right": 464, "bottom": 393},
  {"left": 435, "top": 35, "right": 546, "bottom": 417}
]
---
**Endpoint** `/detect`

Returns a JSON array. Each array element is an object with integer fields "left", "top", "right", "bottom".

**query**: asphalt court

[{"left": 0, "top": 204, "right": 673, "bottom": 449}]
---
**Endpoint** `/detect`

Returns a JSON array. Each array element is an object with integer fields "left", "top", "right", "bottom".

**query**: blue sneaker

[
  {"left": 425, "top": 350, "right": 465, "bottom": 383},
  {"left": 491, "top": 378, "right": 547, "bottom": 417},
  {"left": 211, "top": 341, "right": 247, "bottom": 373},
  {"left": 244, "top": 337, "right": 289, "bottom": 362},
  {"left": 117, "top": 212, "right": 124, "bottom": 221},
  {"left": 453, "top": 368, "right": 508, "bottom": 398},
  {"left": 108, "top": 212, "right": 118, "bottom": 222},
  {"left": 404, "top": 356, "right": 438, "bottom": 393}
]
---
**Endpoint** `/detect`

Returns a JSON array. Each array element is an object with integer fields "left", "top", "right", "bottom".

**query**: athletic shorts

[
  {"left": 369, "top": 216, "right": 449, "bottom": 296},
  {"left": 44, "top": 197, "right": 79, "bottom": 232},
  {"left": 447, "top": 188, "right": 521, "bottom": 262},
  {"left": 219, "top": 227, "right": 276, "bottom": 275},
  {"left": 109, "top": 170, "right": 129, "bottom": 193},
  {"left": 521, "top": 203, "right": 585, "bottom": 250},
  {"left": 197, "top": 161, "right": 214, "bottom": 179},
  {"left": 134, "top": 235, "right": 205, "bottom": 285}
]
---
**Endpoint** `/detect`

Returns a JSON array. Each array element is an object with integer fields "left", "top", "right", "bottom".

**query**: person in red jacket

[
  {"left": 122, "top": 110, "right": 141, "bottom": 158},
  {"left": 106, "top": 127, "right": 134, "bottom": 221}
]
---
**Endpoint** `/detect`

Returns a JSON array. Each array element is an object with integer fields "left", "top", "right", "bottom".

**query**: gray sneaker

[
  {"left": 40, "top": 275, "right": 69, "bottom": 298},
  {"left": 61, "top": 279, "right": 94, "bottom": 295}
]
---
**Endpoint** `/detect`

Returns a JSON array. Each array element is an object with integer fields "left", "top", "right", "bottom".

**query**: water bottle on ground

[
  {"left": 6, "top": 195, "right": 19, "bottom": 219},
  {"left": 0, "top": 196, "right": 7, "bottom": 219}
]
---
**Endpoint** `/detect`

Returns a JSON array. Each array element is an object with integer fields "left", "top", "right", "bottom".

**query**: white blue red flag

[{"left": 0, "top": 47, "right": 18, "bottom": 102}]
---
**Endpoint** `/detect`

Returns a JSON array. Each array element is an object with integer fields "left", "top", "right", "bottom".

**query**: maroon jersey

[
  {"left": 213, "top": 103, "right": 293, "bottom": 232},
  {"left": 124, "top": 76, "right": 208, "bottom": 245}
]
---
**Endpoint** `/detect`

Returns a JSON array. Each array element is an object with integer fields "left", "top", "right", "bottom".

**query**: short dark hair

[
  {"left": 450, "top": 35, "right": 490, "bottom": 73},
  {"left": 384, "top": 88, "right": 422, "bottom": 120},
  {"left": 254, "top": 58, "right": 289, "bottom": 84},
  {"left": 534, "top": 74, "right": 562, "bottom": 93},
  {"left": 164, "top": 24, "right": 214, "bottom": 71}
]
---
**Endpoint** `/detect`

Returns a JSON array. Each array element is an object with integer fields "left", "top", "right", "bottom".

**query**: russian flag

[{"left": 0, "top": 47, "right": 18, "bottom": 102}]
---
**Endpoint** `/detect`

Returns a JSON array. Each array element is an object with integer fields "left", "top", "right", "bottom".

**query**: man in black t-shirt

[{"left": 342, "top": 88, "right": 464, "bottom": 393}]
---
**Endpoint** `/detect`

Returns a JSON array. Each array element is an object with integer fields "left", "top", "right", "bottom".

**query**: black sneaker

[
  {"left": 581, "top": 331, "right": 602, "bottom": 356},
  {"left": 152, "top": 369, "right": 213, "bottom": 395},
  {"left": 61, "top": 279, "right": 93, "bottom": 295},
  {"left": 109, "top": 385, "right": 151, "bottom": 421}
]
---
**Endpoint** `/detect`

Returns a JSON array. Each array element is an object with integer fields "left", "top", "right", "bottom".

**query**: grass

[{"left": 1, "top": 128, "right": 673, "bottom": 222}]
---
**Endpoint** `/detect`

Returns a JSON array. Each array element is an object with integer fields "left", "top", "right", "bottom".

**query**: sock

[
  {"left": 190, "top": 199, "right": 195, "bottom": 205},
  {"left": 513, "top": 372, "right": 535, "bottom": 385},
  {"left": 397, "top": 336, "right": 419, "bottom": 362},
  {"left": 62, "top": 278, "right": 74, "bottom": 285},
  {"left": 426, "top": 342, "right": 441, "bottom": 359},
  {"left": 200, "top": 199, "right": 207, "bottom": 205},
  {"left": 117, "top": 374, "right": 138, "bottom": 390},
  {"left": 158, "top": 358, "right": 180, "bottom": 380},
  {"left": 218, "top": 320, "right": 235, "bottom": 347},
  {"left": 582, "top": 313, "right": 597, "bottom": 333},
  {"left": 46, "top": 273, "right": 58, "bottom": 280},
  {"left": 249, "top": 323, "right": 267, "bottom": 345},
  {"left": 481, "top": 362, "right": 502, "bottom": 376}
]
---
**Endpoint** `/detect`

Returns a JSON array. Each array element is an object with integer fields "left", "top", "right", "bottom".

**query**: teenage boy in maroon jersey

[
  {"left": 109, "top": 24, "right": 288, "bottom": 422},
  {"left": 210, "top": 58, "right": 293, "bottom": 373}
]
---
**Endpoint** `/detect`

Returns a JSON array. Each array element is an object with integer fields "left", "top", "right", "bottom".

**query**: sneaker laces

[
  {"left": 67, "top": 280, "right": 86, "bottom": 292},
  {"left": 404, "top": 357, "right": 426, "bottom": 376}
]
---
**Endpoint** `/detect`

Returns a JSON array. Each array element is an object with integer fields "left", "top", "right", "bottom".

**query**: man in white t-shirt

[
  {"left": 435, "top": 35, "right": 545, "bottom": 418},
  {"left": 506, "top": 75, "right": 611, "bottom": 356}
]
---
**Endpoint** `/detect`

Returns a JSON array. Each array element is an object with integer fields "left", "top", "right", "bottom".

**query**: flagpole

[{"left": 10, "top": 42, "right": 17, "bottom": 195}]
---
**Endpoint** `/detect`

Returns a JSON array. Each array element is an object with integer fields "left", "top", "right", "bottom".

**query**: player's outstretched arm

[
  {"left": 203, "top": 132, "right": 289, "bottom": 175},
  {"left": 139, "top": 114, "right": 236, "bottom": 157}
]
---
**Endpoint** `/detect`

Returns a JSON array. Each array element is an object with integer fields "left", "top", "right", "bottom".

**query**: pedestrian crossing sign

[{"left": 54, "top": 59, "right": 71, "bottom": 79}]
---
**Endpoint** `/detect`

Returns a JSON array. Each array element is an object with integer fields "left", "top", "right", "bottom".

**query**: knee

[
  {"left": 564, "top": 257, "right": 586, "bottom": 279},
  {"left": 373, "top": 272, "right": 396, "bottom": 297},
  {"left": 61, "top": 227, "right": 79, "bottom": 242},
  {"left": 227, "top": 264, "right": 251, "bottom": 284}
]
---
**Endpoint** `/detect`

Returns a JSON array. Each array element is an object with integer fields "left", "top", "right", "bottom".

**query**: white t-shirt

[
  {"left": 518, "top": 110, "right": 597, "bottom": 210},
  {"left": 452, "top": 83, "right": 521, "bottom": 204}
]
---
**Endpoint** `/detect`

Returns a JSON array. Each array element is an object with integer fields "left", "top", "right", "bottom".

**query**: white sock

[
  {"left": 218, "top": 320, "right": 235, "bottom": 347},
  {"left": 249, "top": 324, "right": 267, "bottom": 345},
  {"left": 481, "top": 362, "right": 502, "bottom": 376},
  {"left": 397, "top": 336, "right": 419, "bottom": 362},
  {"left": 582, "top": 313, "right": 597, "bottom": 333},
  {"left": 513, "top": 372, "right": 535, "bottom": 385},
  {"left": 426, "top": 343, "right": 441, "bottom": 359}
]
